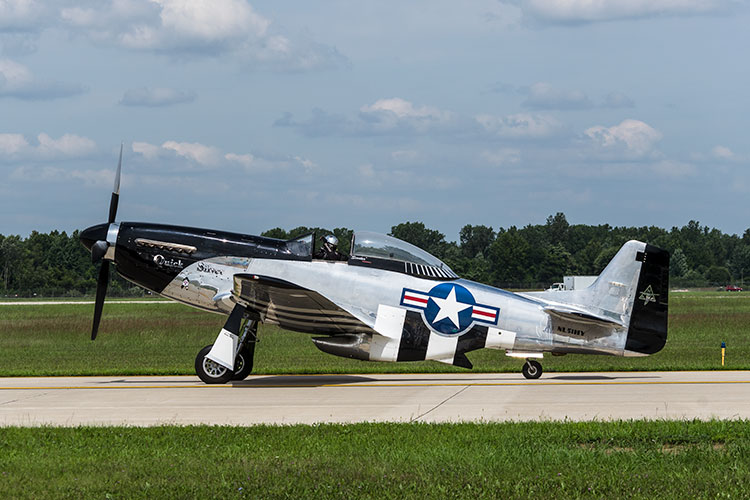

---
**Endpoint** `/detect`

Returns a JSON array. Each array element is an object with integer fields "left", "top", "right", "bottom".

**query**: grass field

[
  {"left": 0, "top": 292, "right": 748, "bottom": 376},
  {"left": 1, "top": 420, "right": 748, "bottom": 499}
]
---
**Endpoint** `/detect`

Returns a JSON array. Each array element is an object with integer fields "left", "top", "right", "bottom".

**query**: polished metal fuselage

[{"left": 159, "top": 256, "right": 629, "bottom": 357}]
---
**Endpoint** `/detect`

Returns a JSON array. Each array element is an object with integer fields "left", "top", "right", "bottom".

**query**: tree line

[{"left": 1, "top": 213, "right": 749, "bottom": 297}]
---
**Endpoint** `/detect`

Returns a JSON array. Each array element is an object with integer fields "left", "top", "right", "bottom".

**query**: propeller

[{"left": 83, "top": 143, "right": 123, "bottom": 340}]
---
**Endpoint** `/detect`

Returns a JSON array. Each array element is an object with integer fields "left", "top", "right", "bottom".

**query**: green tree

[
  {"left": 545, "top": 212, "right": 570, "bottom": 246},
  {"left": 390, "top": 222, "right": 447, "bottom": 258},
  {"left": 704, "top": 265, "right": 731, "bottom": 285},
  {"left": 670, "top": 248, "right": 689, "bottom": 278},
  {"left": 729, "top": 246, "right": 750, "bottom": 285},
  {"left": 459, "top": 224, "right": 495, "bottom": 259},
  {"left": 1, "top": 235, "right": 24, "bottom": 292},
  {"left": 488, "top": 227, "right": 531, "bottom": 285},
  {"left": 261, "top": 227, "right": 289, "bottom": 239},
  {"left": 537, "top": 244, "right": 574, "bottom": 283}
]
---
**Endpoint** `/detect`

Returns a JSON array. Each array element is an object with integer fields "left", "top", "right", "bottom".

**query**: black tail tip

[{"left": 626, "top": 245, "right": 669, "bottom": 355}]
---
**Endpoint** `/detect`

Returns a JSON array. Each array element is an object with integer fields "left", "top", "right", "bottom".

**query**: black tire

[
  {"left": 231, "top": 345, "right": 254, "bottom": 381},
  {"left": 522, "top": 359, "right": 543, "bottom": 380},
  {"left": 195, "top": 344, "right": 233, "bottom": 384}
]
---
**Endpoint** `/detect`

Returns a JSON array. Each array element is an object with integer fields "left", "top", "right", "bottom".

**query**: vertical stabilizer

[{"left": 624, "top": 245, "right": 669, "bottom": 354}]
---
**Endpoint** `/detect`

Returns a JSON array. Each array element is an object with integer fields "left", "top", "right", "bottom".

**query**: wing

[{"left": 232, "top": 273, "right": 373, "bottom": 335}]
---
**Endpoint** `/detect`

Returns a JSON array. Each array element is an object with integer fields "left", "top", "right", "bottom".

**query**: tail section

[
  {"left": 528, "top": 240, "right": 669, "bottom": 355},
  {"left": 589, "top": 241, "right": 669, "bottom": 354}
]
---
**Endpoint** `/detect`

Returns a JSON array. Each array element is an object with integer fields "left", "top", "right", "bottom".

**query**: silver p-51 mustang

[{"left": 80, "top": 148, "right": 669, "bottom": 383}]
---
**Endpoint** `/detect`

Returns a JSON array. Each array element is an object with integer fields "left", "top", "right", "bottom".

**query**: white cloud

[
  {"left": 516, "top": 0, "right": 729, "bottom": 24},
  {"left": 361, "top": 98, "right": 450, "bottom": 121},
  {"left": 225, "top": 152, "right": 254, "bottom": 168},
  {"left": 155, "top": 0, "right": 269, "bottom": 44},
  {"left": 0, "top": 0, "right": 44, "bottom": 30},
  {"left": 132, "top": 140, "right": 316, "bottom": 173},
  {"left": 36, "top": 133, "right": 96, "bottom": 156},
  {"left": 712, "top": 145, "right": 734, "bottom": 159},
  {"left": 281, "top": 99, "right": 568, "bottom": 142},
  {"left": 58, "top": 0, "right": 346, "bottom": 70},
  {"left": 119, "top": 87, "right": 195, "bottom": 107},
  {"left": 584, "top": 119, "right": 662, "bottom": 157},
  {"left": 476, "top": 112, "right": 565, "bottom": 139},
  {"left": 0, "top": 133, "right": 28, "bottom": 154},
  {"left": 293, "top": 156, "right": 316, "bottom": 172},
  {"left": 9, "top": 165, "right": 115, "bottom": 187},
  {"left": 132, "top": 141, "right": 161, "bottom": 159},
  {"left": 162, "top": 140, "right": 222, "bottom": 166},
  {"left": 359, "top": 98, "right": 454, "bottom": 133},
  {"left": 0, "top": 132, "right": 96, "bottom": 159},
  {"left": 0, "top": 58, "right": 85, "bottom": 100},
  {"left": 0, "top": 57, "right": 32, "bottom": 85}
]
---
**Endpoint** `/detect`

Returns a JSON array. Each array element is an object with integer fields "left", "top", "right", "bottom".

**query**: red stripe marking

[
  {"left": 404, "top": 294, "right": 429, "bottom": 304},
  {"left": 472, "top": 308, "right": 496, "bottom": 319}
]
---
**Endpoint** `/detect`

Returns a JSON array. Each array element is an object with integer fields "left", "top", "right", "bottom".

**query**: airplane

[{"left": 79, "top": 146, "right": 669, "bottom": 384}]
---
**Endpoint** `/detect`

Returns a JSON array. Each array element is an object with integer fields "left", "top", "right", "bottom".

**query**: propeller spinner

[{"left": 79, "top": 144, "right": 123, "bottom": 340}]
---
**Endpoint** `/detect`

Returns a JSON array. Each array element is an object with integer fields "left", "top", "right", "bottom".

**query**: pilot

[{"left": 314, "top": 234, "right": 348, "bottom": 261}]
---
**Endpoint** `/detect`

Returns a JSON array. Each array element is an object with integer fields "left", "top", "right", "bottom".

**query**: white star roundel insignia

[{"left": 401, "top": 283, "right": 499, "bottom": 336}]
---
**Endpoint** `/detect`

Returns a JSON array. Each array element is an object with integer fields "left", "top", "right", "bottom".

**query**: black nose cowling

[{"left": 80, "top": 223, "right": 108, "bottom": 253}]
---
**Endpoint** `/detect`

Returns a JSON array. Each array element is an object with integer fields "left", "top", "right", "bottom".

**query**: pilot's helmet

[{"left": 324, "top": 234, "right": 339, "bottom": 248}]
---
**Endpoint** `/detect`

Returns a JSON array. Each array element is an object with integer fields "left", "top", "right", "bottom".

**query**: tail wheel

[
  {"left": 522, "top": 359, "right": 543, "bottom": 380},
  {"left": 195, "top": 345, "right": 233, "bottom": 384}
]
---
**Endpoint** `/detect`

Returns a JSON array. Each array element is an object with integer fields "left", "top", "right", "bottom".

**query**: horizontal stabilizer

[{"left": 543, "top": 306, "right": 624, "bottom": 328}]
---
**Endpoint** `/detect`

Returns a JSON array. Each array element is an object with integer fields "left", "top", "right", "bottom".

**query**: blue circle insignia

[{"left": 423, "top": 283, "right": 476, "bottom": 335}]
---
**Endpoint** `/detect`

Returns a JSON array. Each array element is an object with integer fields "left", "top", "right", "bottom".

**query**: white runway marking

[{"left": 1, "top": 371, "right": 749, "bottom": 426}]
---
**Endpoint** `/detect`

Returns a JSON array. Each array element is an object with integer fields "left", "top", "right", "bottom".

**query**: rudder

[{"left": 625, "top": 245, "right": 669, "bottom": 355}]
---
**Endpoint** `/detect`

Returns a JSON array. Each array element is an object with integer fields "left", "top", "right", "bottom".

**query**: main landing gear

[
  {"left": 522, "top": 359, "right": 543, "bottom": 379},
  {"left": 195, "top": 312, "right": 259, "bottom": 384}
]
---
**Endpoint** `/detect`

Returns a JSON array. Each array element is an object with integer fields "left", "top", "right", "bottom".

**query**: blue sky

[{"left": 1, "top": 0, "right": 748, "bottom": 240}]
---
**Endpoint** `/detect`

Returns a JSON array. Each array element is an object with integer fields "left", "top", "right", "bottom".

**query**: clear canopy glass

[
  {"left": 351, "top": 231, "right": 453, "bottom": 271},
  {"left": 286, "top": 233, "right": 313, "bottom": 258}
]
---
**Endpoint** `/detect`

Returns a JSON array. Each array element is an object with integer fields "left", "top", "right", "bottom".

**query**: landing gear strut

[
  {"left": 195, "top": 310, "right": 259, "bottom": 384},
  {"left": 522, "top": 359, "right": 543, "bottom": 379},
  {"left": 231, "top": 319, "right": 258, "bottom": 381}
]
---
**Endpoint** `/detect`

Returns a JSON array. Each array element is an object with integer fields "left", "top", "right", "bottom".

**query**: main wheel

[
  {"left": 522, "top": 359, "right": 543, "bottom": 379},
  {"left": 231, "top": 345, "right": 254, "bottom": 381},
  {"left": 195, "top": 345, "right": 233, "bottom": 384}
]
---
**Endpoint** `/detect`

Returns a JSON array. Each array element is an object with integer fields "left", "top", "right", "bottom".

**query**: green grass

[
  {"left": 0, "top": 292, "right": 748, "bottom": 376},
  {"left": 0, "top": 420, "right": 748, "bottom": 499}
]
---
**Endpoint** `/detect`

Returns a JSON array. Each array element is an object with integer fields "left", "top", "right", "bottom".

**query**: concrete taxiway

[{"left": 1, "top": 371, "right": 748, "bottom": 426}]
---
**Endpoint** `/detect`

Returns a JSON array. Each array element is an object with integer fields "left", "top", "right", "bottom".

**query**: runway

[{"left": 1, "top": 371, "right": 749, "bottom": 426}]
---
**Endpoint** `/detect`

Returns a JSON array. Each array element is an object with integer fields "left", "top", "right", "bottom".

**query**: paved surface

[{"left": 1, "top": 371, "right": 749, "bottom": 426}]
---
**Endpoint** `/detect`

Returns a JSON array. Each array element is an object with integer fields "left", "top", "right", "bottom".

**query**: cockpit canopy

[{"left": 350, "top": 231, "right": 458, "bottom": 280}]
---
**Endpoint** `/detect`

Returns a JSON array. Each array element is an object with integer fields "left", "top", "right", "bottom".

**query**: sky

[{"left": 1, "top": 0, "right": 748, "bottom": 241}]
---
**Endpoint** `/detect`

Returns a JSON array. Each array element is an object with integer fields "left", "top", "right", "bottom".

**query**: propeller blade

[
  {"left": 107, "top": 143, "right": 123, "bottom": 224},
  {"left": 91, "top": 263, "right": 109, "bottom": 341}
]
